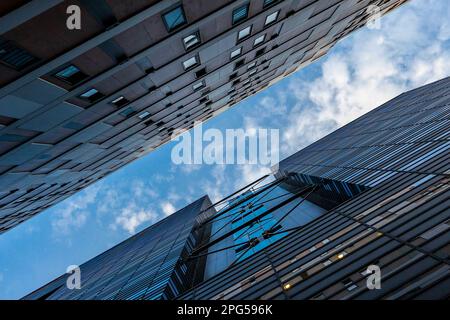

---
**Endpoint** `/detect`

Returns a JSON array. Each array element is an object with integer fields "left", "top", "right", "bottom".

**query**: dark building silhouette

[
  {"left": 25, "top": 76, "right": 450, "bottom": 300},
  {"left": 0, "top": 0, "right": 409, "bottom": 233}
]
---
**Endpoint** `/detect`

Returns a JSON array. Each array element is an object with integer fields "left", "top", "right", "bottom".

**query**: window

[
  {"left": 254, "top": 34, "right": 266, "bottom": 47},
  {"left": 0, "top": 40, "right": 38, "bottom": 70},
  {"left": 265, "top": 11, "right": 279, "bottom": 25},
  {"left": 238, "top": 26, "right": 252, "bottom": 41},
  {"left": 249, "top": 69, "right": 257, "bottom": 76},
  {"left": 263, "top": 0, "right": 281, "bottom": 8},
  {"left": 119, "top": 107, "right": 136, "bottom": 118},
  {"left": 79, "top": 88, "right": 104, "bottom": 103},
  {"left": 110, "top": 96, "right": 129, "bottom": 107},
  {"left": 343, "top": 278, "right": 358, "bottom": 291},
  {"left": 235, "top": 59, "right": 245, "bottom": 70},
  {"left": 255, "top": 47, "right": 266, "bottom": 57},
  {"left": 54, "top": 65, "right": 87, "bottom": 85},
  {"left": 230, "top": 47, "right": 242, "bottom": 60},
  {"left": 195, "top": 67, "right": 207, "bottom": 78},
  {"left": 162, "top": 5, "right": 186, "bottom": 32},
  {"left": 229, "top": 72, "right": 238, "bottom": 80},
  {"left": 247, "top": 61, "right": 256, "bottom": 70},
  {"left": 138, "top": 111, "right": 151, "bottom": 120},
  {"left": 183, "top": 56, "right": 199, "bottom": 70},
  {"left": 183, "top": 31, "right": 200, "bottom": 50},
  {"left": 232, "top": 3, "right": 249, "bottom": 25},
  {"left": 192, "top": 81, "right": 205, "bottom": 91}
]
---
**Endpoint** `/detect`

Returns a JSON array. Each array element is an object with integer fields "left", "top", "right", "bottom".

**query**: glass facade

[{"left": 23, "top": 196, "right": 214, "bottom": 300}]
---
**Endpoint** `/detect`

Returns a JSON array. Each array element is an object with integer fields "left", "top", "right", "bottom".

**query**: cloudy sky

[{"left": 1, "top": 0, "right": 450, "bottom": 299}]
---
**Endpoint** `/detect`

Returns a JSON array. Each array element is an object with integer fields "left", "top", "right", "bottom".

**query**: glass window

[
  {"left": 249, "top": 69, "right": 257, "bottom": 76},
  {"left": 263, "top": 0, "right": 280, "bottom": 8},
  {"left": 235, "top": 59, "right": 245, "bottom": 69},
  {"left": 183, "top": 56, "right": 199, "bottom": 70},
  {"left": 183, "top": 31, "right": 200, "bottom": 50},
  {"left": 119, "top": 107, "right": 136, "bottom": 118},
  {"left": 193, "top": 81, "right": 205, "bottom": 91},
  {"left": 162, "top": 5, "right": 186, "bottom": 32},
  {"left": 238, "top": 26, "right": 252, "bottom": 40},
  {"left": 138, "top": 111, "right": 151, "bottom": 119},
  {"left": 254, "top": 34, "right": 266, "bottom": 47},
  {"left": 110, "top": 96, "right": 129, "bottom": 107},
  {"left": 54, "top": 65, "right": 87, "bottom": 85},
  {"left": 232, "top": 3, "right": 249, "bottom": 25},
  {"left": 79, "top": 88, "right": 104, "bottom": 103},
  {"left": 0, "top": 40, "right": 38, "bottom": 70},
  {"left": 230, "top": 47, "right": 242, "bottom": 59},
  {"left": 247, "top": 61, "right": 256, "bottom": 69},
  {"left": 265, "top": 11, "right": 279, "bottom": 25}
]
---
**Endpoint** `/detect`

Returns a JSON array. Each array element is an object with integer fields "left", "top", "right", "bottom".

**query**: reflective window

[
  {"left": 54, "top": 65, "right": 87, "bottom": 85},
  {"left": 193, "top": 81, "right": 205, "bottom": 91},
  {"left": 162, "top": 5, "right": 186, "bottom": 32},
  {"left": 232, "top": 3, "right": 249, "bottom": 25},
  {"left": 230, "top": 47, "right": 242, "bottom": 59},
  {"left": 254, "top": 34, "right": 266, "bottom": 47},
  {"left": 183, "top": 31, "right": 200, "bottom": 50},
  {"left": 238, "top": 26, "right": 252, "bottom": 40},
  {"left": 79, "top": 88, "right": 104, "bottom": 103},
  {"left": 265, "top": 11, "right": 279, "bottom": 25},
  {"left": 183, "top": 56, "right": 199, "bottom": 70},
  {"left": 110, "top": 96, "right": 129, "bottom": 107}
]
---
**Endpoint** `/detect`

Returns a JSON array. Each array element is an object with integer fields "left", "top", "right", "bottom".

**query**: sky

[{"left": 1, "top": 0, "right": 450, "bottom": 299}]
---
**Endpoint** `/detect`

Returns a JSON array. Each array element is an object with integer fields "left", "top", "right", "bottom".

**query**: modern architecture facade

[
  {"left": 24, "top": 196, "right": 214, "bottom": 300},
  {"left": 0, "top": 0, "right": 409, "bottom": 233},
  {"left": 25, "top": 76, "right": 450, "bottom": 300}
]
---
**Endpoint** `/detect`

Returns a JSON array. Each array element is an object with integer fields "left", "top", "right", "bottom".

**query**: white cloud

[
  {"left": 243, "top": 0, "right": 450, "bottom": 158},
  {"left": 51, "top": 184, "right": 101, "bottom": 235},
  {"left": 113, "top": 203, "right": 158, "bottom": 234},
  {"left": 160, "top": 202, "right": 176, "bottom": 216}
]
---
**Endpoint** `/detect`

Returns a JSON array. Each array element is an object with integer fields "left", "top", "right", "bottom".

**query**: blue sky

[{"left": 1, "top": 0, "right": 450, "bottom": 299}]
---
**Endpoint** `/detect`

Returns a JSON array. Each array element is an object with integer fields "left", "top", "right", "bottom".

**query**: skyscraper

[
  {"left": 0, "top": 0, "right": 409, "bottom": 233},
  {"left": 24, "top": 196, "right": 214, "bottom": 300},
  {"left": 25, "top": 76, "right": 450, "bottom": 300}
]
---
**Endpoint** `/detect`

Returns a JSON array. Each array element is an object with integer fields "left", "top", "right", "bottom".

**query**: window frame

[
  {"left": 232, "top": 3, "right": 250, "bottom": 25},
  {"left": 237, "top": 25, "right": 252, "bottom": 42},
  {"left": 182, "top": 55, "right": 200, "bottom": 71},
  {"left": 182, "top": 30, "right": 201, "bottom": 50},
  {"left": 162, "top": 4, "right": 187, "bottom": 32}
]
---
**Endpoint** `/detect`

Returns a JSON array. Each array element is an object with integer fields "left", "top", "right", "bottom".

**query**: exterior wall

[
  {"left": 0, "top": 0, "right": 409, "bottom": 233},
  {"left": 23, "top": 195, "right": 214, "bottom": 300},
  {"left": 179, "top": 77, "right": 450, "bottom": 300}
]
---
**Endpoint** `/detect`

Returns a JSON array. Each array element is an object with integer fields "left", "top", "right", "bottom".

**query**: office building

[
  {"left": 26, "top": 76, "right": 450, "bottom": 300},
  {"left": 24, "top": 196, "right": 214, "bottom": 300},
  {"left": 0, "top": 0, "right": 409, "bottom": 233}
]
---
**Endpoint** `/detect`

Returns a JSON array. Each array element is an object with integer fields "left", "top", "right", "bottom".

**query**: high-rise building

[
  {"left": 23, "top": 196, "right": 214, "bottom": 300},
  {"left": 0, "top": 0, "right": 409, "bottom": 233},
  {"left": 25, "top": 76, "right": 450, "bottom": 300}
]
